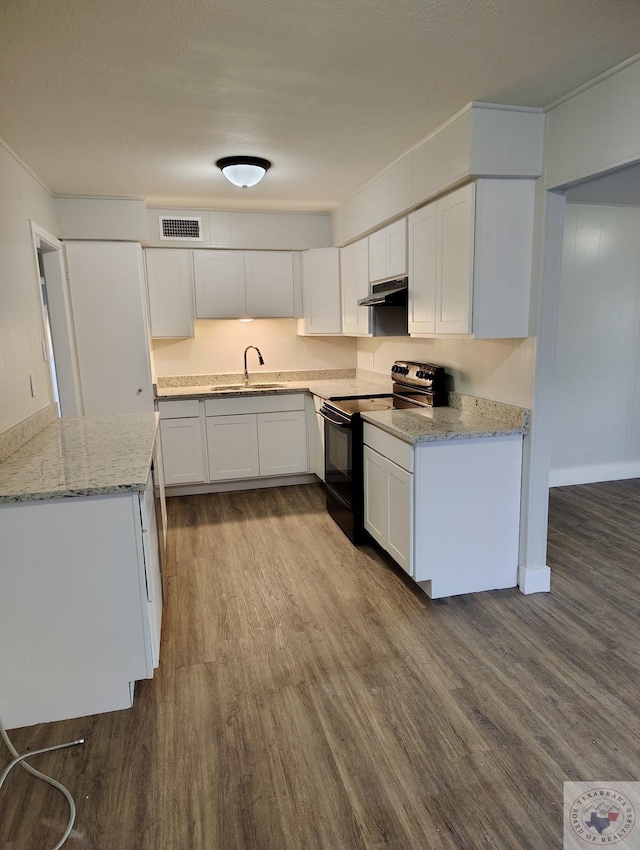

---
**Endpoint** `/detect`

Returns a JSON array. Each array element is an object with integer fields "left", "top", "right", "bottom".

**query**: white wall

[
  {"left": 550, "top": 204, "right": 640, "bottom": 485},
  {"left": 152, "top": 318, "right": 357, "bottom": 377},
  {"left": 357, "top": 336, "right": 535, "bottom": 408},
  {"left": 0, "top": 141, "right": 58, "bottom": 432}
]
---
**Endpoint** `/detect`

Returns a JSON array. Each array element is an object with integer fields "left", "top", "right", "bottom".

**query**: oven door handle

[{"left": 319, "top": 409, "right": 351, "bottom": 428}]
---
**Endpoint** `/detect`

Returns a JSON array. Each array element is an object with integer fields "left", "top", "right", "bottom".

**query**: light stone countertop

[
  {"left": 0, "top": 413, "right": 159, "bottom": 503},
  {"left": 156, "top": 378, "right": 394, "bottom": 401},
  {"left": 361, "top": 406, "right": 527, "bottom": 445}
]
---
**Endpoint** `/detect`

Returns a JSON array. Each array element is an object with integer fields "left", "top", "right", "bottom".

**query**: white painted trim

[
  {"left": 164, "top": 473, "right": 317, "bottom": 497},
  {"left": 0, "top": 136, "right": 52, "bottom": 194},
  {"left": 468, "top": 102, "right": 543, "bottom": 114},
  {"left": 549, "top": 462, "right": 640, "bottom": 488},
  {"left": 29, "top": 222, "right": 84, "bottom": 417},
  {"left": 544, "top": 53, "right": 640, "bottom": 112},
  {"left": 30, "top": 221, "right": 62, "bottom": 250},
  {"left": 517, "top": 187, "right": 567, "bottom": 588},
  {"left": 518, "top": 565, "right": 551, "bottom": 594}
]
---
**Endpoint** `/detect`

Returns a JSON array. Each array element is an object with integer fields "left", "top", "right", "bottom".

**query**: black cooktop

[{"left": 329, "top": 397, "right": 394, "bottom": 415}]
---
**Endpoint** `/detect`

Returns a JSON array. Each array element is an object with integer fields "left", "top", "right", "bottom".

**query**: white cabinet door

[
  {"left": 408, "top": 204, "right": 437, "bottom": 335},
  {"left": 65, "top": 241, "right": 154, "bottom": 415},
  {"left": 244, "top": 251, "right": 295, "bottom": 317},
  {"left": 386, "top": 218, "right": 408, "bottom": 279},
  {"left": 386, "top": 461, "right": 413, "bottom": 574},
  {"left": 206, "top": 414, "right": 260, "bottom": 480},
  {"left": 364, "top": 445, "right": 413, "bottom": 574},
  {"left": 140, "top": 476, "right": 163, "bottom": 669},
  {"left": 145, "top": 249, "right": 194, "bottom": 338},
  {"left": 368, "top": 230, "right": 387, "bottom": 283},
  {"left": 257, "top": 410, "right": 308, "bottom": 476},
  {"left": 341, "top": 238, "right": 371, "bottom": 336},
  {"left": 194, "top": 250, "right": 246, "bottom": 318},
  {"left": 298, "top": 248, "right": 342, "bottom": 335},
  {"left": 369, "top": 220, "right": 407, "bottom": 283},
  {"left": 159, "top": 418, "right": 206, "bottom": 485},
  {"left": 436, "top": 184, "right": 474, "bottom": 334},
  {"left": 363, "top": 446, "right": 388, "bottom": 548}
]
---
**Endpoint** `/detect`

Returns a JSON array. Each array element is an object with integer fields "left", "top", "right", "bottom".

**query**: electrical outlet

[
  {"left": 369, "top": 353, "right": 374, "bottom": 367},
  {"left": 30, "top": 374, "right": 37, "bottom": 397}
]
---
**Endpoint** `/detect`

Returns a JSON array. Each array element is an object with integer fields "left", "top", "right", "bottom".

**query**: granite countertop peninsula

[
  {"left": 361, "top": 406, "right": 527, "bottom": 445},
  {"left": 0, "top": 413, "right": 159, "bottom": 503}
]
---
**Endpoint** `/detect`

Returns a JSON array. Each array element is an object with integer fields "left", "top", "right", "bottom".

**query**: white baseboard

[
  {"left": 549, "top": 461, "right": 640, "bottom": 487},
  {"left": 165, "top": 473, "right": 318, "bottom": 497},
  {"left": 518, "top": 565, "right": 551, "bottom": 594}
]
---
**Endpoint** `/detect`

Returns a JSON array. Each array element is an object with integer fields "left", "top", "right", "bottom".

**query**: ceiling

[
  {"left": 1, "top": 0, "right": 639, "bottom": 212},
  {"left": 566, "top": 163, "right": 640, "bottom": 206}
]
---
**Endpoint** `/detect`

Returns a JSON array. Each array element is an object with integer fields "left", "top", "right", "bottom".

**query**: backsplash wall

[
  {"left": 357, "top": 336, "right": 535, "bottom": 408},
  {"left": 152, "top": 319, "right": 357, "bottom": 377}
]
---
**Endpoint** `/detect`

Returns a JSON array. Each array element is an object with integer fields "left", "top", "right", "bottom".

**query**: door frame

[{"left": 30, "top": 222, "right": 83, "bottom": 416}]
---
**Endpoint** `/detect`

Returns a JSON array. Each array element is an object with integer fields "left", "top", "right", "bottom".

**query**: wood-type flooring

[{"left": 2, "top": 480, "right": 640, "bottom": 849}]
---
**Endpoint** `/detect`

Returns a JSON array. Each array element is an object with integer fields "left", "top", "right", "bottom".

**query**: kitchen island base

[{"left": 0, "top": 489, "right": 160, "bottom": 730}]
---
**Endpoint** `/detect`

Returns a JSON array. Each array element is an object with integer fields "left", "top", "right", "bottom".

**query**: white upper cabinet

[
  {"left": 244, "top": 251, "right": 295, "bottom": 317},
  {"left": 298, "top": 248, "right": 342, "bottom": 335},
  {"left": 145, "top": 249, "right": 195, "bottom": 338},
  {"left": 408, "top": 204, "right": 438, "bottom": 335},
  {"left": 194, "top": 250, "right": 246, "bottom": 318},
  {"left": 341, "top": 237, "right": 371, "bottom": 336},
  {"left": 408, "top": 179, "right": 535, "bottom": 339},
  {"left": 368, "top": 218, "right": 407, "bottom": 283},
  {"left": 436, "top": 185, "right": 475, "bottom": 334},
  {"left": 194, "top": 250, "right": 297, "bottom": 319}
]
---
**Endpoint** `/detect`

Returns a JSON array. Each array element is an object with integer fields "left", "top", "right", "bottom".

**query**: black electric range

[{"left": 320, "top": 362, "right": 446, "bottom": 542}]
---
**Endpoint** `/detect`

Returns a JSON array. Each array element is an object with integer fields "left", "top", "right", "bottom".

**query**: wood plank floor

[{"left": 3, "top": 481, "right": 640, "bottom": 849}]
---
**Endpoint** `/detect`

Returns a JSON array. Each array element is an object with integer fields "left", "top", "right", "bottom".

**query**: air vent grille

[{"left": 159, "top": 216, "right": 202, "bottom": 241}]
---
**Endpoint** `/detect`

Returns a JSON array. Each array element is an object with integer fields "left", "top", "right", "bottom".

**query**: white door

[
  {"left": 386, "top": 461, "right": 413, "bottom": 574},
  {"left": 64, "top": 241, "right": 154, "bottom": 415},
  {"left": 244, "top": 251, "right": 294, "bottom": 317},
  {"left": 340, "top": 243, "right": 356, "bottom": 334},
  {"left": 206, "top": 414, "right": 260, "bottom": 480},
  {"left": 257, "top": 410, "right": 308, "bottom": 476},
  {"left": 159, "top": 418, "right": 205, "bottom": 485},
  {"left": 299, "top": 248, "right": 342, "bottom": 334},
  {"left": 368, "top": 230, "right": 387, "bottom": 283},
  {"left": 194, "top": 250, "right": 246, "bottom": 318},
  {"left": 408, "top": 204, "right": 437, "bottom": 335},
  {"left": 363, "top": 446, "right": 388, "bottom": 547},
  {"left": 386, "top": 218, "right": 408, "bottom": 279},
  {"left": 145, "top": 249, "right": 194, "bottom": 338},
  {"left": 436, "top": 184, "right": 474, "bottom": 334},
  {"left": 353, "top": 237, "right": 371, "bottom": 336}
]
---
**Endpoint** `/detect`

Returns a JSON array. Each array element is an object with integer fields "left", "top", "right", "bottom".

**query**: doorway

[{"left": 30, "top": 223, "right": 83, "bottom": 417}]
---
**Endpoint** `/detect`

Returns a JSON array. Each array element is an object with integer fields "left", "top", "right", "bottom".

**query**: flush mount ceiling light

[{"left": 216, "top": 156, "right": 271, "bottom": 188}]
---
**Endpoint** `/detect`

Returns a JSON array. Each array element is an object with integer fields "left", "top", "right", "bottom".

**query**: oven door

[{"left": 320, "top": 406, "right": 353, "bottom": 508}]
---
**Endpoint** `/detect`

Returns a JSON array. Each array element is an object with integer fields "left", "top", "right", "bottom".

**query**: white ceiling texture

[{"left": 1, "top": 0, "right": 639, "bottom": 211}]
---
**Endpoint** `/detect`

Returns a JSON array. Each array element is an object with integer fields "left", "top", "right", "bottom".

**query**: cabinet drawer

[
  {"left": 157, "top": 399, "right": 201, "bottom": 419},
  {"left": 204, "top": 393, "right": 305, "bottom": 416},
  {"left": 363, "top": 423, "right": 414, "bottom": 472}
]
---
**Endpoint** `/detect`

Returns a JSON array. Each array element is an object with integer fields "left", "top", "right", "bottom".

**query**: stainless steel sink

[{"left": 208, "top": 383, "right": 285, "bottom": 391}]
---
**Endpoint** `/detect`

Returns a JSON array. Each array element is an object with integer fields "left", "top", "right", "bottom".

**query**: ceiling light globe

[{"left": 216, "top": 156, "right": 271, "bottom": 188}]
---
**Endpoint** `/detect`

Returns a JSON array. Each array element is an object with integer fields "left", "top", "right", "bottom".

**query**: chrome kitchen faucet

[{"left": 243, "top": 346, "right": 265, "bottom": 385}]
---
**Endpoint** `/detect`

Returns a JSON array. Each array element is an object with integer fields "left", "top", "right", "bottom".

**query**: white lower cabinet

[
  {"left": 159, "top": 418, "right": 206, "bottom": 484},
  {"left": 363, "top": 445, "right": 412, "bottom": 574},
  {"left": 207, "top": 413, "right": 261, "bottom": 480},
  {"left": 363, "top": 423, "right": 523, "bottom": 598},
  {"left": 257, "top": 411, "right": 308, "bottom": 475},
  {"left": 157, "top": 393, "right": 310, "bottom": 489},
  {"left": 0, "top": 472, "right": 162, "bottom": 729}
]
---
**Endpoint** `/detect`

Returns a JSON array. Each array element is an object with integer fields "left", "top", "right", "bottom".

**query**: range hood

[{"left": 358, "top": 278, "right": 408, "bottom": 307}]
